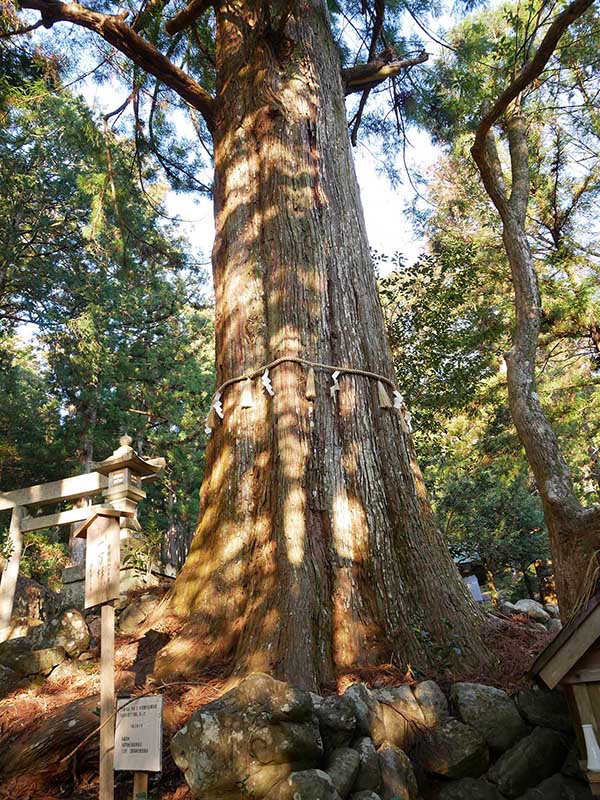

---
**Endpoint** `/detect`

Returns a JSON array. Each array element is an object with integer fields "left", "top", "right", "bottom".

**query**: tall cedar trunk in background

[{"left": 154, "top": 0, "right": 484, "bottom": 690}]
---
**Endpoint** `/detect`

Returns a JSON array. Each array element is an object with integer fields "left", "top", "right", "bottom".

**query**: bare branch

[
  {"left": 343, "top": 51, "right": 428, "bottom": 95},
  {"left": 368, "top": 0, "right": 385, "bottom": 60},
  {"left": 350, "top": 88, "right": 371, "bottom": 145},
  {"left": 17, "top": 0, "right": 215, "bottom": 127},
  {"left": 0, "top": 20, "right": 43, "bottom": 37},
  {"left": 165, "top": 0, "right": 213, "bottom": 35}
]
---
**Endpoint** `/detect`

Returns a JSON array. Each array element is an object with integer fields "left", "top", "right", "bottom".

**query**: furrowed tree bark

[
  {"left": 11, "top": 0, "right": 486, "bottom": 690},
  {"left": 152, "top": 0, "right": 484, "bottom": 690}
]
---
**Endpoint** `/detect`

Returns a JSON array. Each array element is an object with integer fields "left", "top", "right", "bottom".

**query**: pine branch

[
  {"left": 472, "top": 0, "right": 596, "bottom": 156},
  {"left": 17, "top": 0, "right": 215, "bottom": 127}
]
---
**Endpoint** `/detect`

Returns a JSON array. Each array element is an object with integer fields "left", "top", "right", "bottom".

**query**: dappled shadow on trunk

[{"left": 149, "top": 0, "right": 487, "bottom": 691}]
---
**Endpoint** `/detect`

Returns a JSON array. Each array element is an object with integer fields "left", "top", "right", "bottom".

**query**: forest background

[{"left": 1, "top": 0, "right": 600, "bottom": 605}]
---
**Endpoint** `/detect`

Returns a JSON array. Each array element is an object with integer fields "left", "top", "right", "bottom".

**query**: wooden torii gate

[{"left": 0, "top": 436, "right": 163, "bottom": 641}]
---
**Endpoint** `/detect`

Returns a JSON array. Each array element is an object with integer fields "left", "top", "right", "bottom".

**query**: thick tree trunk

[{"left": 155, "top": 0, "right": 484, "bottom": 690}]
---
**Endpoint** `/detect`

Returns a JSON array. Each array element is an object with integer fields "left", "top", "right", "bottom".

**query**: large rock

[
  {"left": 352, "top": 736, "right": 381, "bottom": 792},
  {"left": 351, "top": 793, "right": 381, "bottom": 800},
  {"left": 545, "top": 604, "right": 560, "bottom": 620},
  {"left": 377, "top": 742, "right": 417, "bottom": 800},
  {"left": 547, "top": 619, "right": 563, "bottom": 634},
  {"left": 344, "top": 685, "right": 386, "bottom": 747},
  {"left": 499, "top": 602, "right": 519, "bottom": 617},
  {"left": 421, "top": 719, "right": 489, "bottom": 779},
  {"left": 515, "top": 689, "right": 572, "bottom": 733},
  {"left": 13, "top": 574, "right": 60, "bottom": 621},
  {"left": 3, "top": 616, "right": 43, "bottom": 640},
  {"left": 171, "top": 673, "right": 323, "bottom": 799},
  {"left": 514, "top": 600, "right": 550, "bottom": 623},
  {"left": 32, "top": 608, "right": 90, "bottom": 658},
  {"left": 517, "top": 773, "right": 593, "bottom": 799},
  {"left": 438, "top": 777, "right": 505, "bottom": 800},
  {"left": 117, "top": 594, "right": 161, "bottom": 635},
  {"left": 312, "top": 694, "right": 357, "bottom": 753},
  {"left": 451, "top": 683, "right": 527, "bottom": 751},
  {"left": 375, "top": 685, "right": 425, "bottom": 749},
  {"left": 562, "top": 744, "right": 587, "bottom": 781},
  {"left": 414, "top": 680, "right": 449, "bottom": 727},
  {"left": 0, "top": 636, "right": 66, "bottom": 676},
  {"left": 265, "top": 769, "right": 342, "bottom": 800},
  {"left": 487, "top": 727, "right": 569, "bottom": 798},
  {"left": 326, "top": 748, "right": 360, "bottom": 799},
  {"left": 0, "top": 635, "right": 34, "bottom": 670}
]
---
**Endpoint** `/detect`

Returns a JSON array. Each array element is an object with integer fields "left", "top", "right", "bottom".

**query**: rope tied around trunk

[{"left": 204, "top": 354, "right": 412, "bottom": 434}]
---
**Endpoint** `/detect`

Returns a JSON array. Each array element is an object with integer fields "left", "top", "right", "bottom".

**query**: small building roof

[
  {"left": 92, "top": 435, "right": 164, "bottom": 479},
  {"left": 531, "top": 591, "right": 600, "bottom": 689},
  {"left": 74, "top": 507, "right": 134, "bottom": 539}
]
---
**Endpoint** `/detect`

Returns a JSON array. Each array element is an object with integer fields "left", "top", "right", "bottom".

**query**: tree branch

[
  {"left": 368, "top": 0, "right": 385, "bottom": 60},
  {"left": 0, "top": 20, "right": 43, "bottom": 37},
  {"left": 469, "top": 0, "right": 600, "bottom": 612},
  {"left": 17, "top": 0, "right": 215, "bottom": 127},
  {"left": 472, "top": 0, "right": 595, "bottom": 156},
  {"left": 471, "top": 126, "right": 509, "bottom": 217},
  {"left": 342, "top": 51, "right": 428, "bottom": 95},
  {"left": 506, "top": 108, "right": 530, "bottom": 224},
  {"left": 165, "top": 0, "right": 213, "bottom": 35}
]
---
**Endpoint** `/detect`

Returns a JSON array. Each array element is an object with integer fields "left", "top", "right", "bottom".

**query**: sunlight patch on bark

[
  {"left": 332, "top": 492, "right": 361, "bottom": 561},
  {"left": 283, "top": 486, "right": 306, "bottom": 565}
]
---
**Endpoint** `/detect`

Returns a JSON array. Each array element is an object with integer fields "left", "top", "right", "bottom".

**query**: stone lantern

[{"left": 93, "top": 435, "right": 164, "bottom": 536}]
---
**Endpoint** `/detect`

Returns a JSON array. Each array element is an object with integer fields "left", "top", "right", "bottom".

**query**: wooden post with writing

[
  {"left": 78, "top": 439, "right": 163, "bottom": 800},
  {"left": 0, "top": 506, "right": 24, "bottom": 642}
]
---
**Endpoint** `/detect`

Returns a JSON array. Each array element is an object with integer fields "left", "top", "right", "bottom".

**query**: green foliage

[
  {"left": 379, "top": 239, "right": 506, "bottom": 439},
  {"left": 379, "top": 1, "right": 600, "bottom": 599},
  {"left": 122, "top": 521, "right": 165, "bottom": 575},
  {"left": 0, "top": 41, "right": 215, "bottom": 574},
  {"left": 20, "top": 531, "right": 70, "bottom": 591}
]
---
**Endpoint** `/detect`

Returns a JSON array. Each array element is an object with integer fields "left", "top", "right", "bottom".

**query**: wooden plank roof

[{"left": 531, "top": 592, "right": 600, "bottom": 689}]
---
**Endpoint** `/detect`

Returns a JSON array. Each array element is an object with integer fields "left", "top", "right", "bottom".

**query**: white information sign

[
  {"left": 114, "top": 696, "right": 163, "bottom": 772},
  {"left": 464, "top": 574, "right": 484, "bottom": 603}
]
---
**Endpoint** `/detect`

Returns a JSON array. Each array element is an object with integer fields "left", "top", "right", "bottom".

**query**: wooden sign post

[
  {"left": 0, "top": 437, "right": 165, "bottom": 800},
  {"left": 114, "top": 695, "right": 163, "bottom": 800},
  {"left": 85, "top": 437, "right": 163, "bottom": 800},
  {"left": 77, "top": 508, "right": 126, "bottom": 800}
]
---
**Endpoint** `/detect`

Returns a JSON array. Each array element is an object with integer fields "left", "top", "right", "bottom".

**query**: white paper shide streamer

[
  {"left": 262, "top": 369, "right": 274, "bottom": 397},
  {"left": 202, "top": 360, "right": 410, "bottom": 439},
  {"left": 330, "top": 370, "right": 341, "bottom": 401},
  {"left": 213, "top": 391, "right": 224, "bottom": 419}
]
